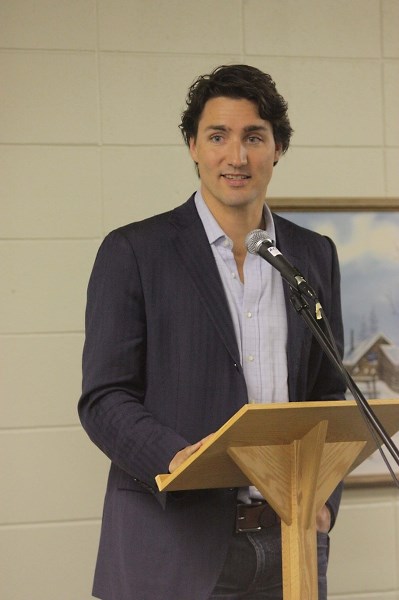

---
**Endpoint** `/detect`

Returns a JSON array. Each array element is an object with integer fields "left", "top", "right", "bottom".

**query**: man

[{"left": 79, "top": 64, "right": 345, "bottom": 600}]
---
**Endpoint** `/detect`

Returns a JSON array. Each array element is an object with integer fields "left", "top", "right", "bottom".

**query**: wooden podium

[{"left": 156, "top": 399, "right": 399, "bottom": 600}]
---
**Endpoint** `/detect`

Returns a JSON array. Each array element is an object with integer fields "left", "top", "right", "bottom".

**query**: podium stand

[{"left": 156, "top": 399, "right": 399, "bottom": 600}]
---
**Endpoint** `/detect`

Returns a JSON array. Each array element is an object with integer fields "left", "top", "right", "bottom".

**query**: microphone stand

[{"left": 289, "top": 289, "right": 399, "bottom": 476}]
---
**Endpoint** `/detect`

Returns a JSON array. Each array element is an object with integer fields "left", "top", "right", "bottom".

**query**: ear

[
  {"left": 189, "top": 137, "right": 198, "bottom": 163},
  {"left": 273, "top": 143, "right": 282, "bottom": 166}
]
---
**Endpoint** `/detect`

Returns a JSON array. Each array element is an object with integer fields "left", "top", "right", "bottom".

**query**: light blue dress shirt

[
  {"left": 195, "top": 191, "right": 289, "bottom": 501},
  {"left": 195, "top": 191, "right": 289, "bottom": 404}
]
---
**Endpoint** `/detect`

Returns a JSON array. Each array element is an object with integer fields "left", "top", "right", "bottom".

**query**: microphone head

[{"left": 245, "top": 229, "right": 273, "bottom": 254}]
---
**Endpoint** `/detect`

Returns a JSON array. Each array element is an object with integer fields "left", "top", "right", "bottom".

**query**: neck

[
  {"left": 203, "top": 199, "right": 265, "bottom": 284},
  {"left": 205, "top": 202, "right": 265, "bottom": 254}
]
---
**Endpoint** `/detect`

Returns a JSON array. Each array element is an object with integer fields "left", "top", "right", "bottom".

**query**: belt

[{"left": 235, "top": 501, "right": 280, "bottom": 533}]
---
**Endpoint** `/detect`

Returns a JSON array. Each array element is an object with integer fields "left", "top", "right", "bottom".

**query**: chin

[{"left": 225, "top": 192, "right": 258, "bottom": 206}]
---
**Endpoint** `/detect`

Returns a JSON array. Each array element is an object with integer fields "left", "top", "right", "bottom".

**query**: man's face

[{"left": 189, "top": 96, "right": 281, "bottom": 216}]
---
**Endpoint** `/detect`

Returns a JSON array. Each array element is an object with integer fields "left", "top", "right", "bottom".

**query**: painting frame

[
  {"left": 268, "top": 197, "right": 398, "bottom": 212},
  {"left": 268, "top": 197, "right": 399, "bottom": 487}
]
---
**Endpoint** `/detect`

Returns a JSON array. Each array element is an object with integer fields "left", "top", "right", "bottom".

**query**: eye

[
  {"left": 247, "top": 135, "right": 262, "bottom": 144},
  {"left": 210, "top": 134, "right": 224, "bottom": 143}
]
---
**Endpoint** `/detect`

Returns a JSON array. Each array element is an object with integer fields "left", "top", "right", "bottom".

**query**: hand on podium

[{"left": 169, "top": 434, "right": 215, "bottom": 473}]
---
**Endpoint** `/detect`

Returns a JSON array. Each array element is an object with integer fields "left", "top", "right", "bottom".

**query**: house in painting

[
  {"left": 379, "top": 345, "right": 399, "bottom": 393},
  {"left": 344, "top": 332, "right": 399, "bottom": 396}
]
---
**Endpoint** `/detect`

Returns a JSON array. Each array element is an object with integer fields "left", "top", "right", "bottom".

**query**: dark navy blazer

[{"left": 79, "top": 195, "right": 346, "bottom": 600}]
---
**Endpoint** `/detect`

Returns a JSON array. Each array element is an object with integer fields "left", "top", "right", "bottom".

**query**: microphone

[{"left": 245, "top": 229, "right": 317, "bottom": 299}]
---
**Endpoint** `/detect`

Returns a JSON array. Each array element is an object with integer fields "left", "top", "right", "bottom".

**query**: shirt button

[
  {"left": 247, "top": 354, "right": 254, "bottom": 362},
  {"left": 231, "top": 272, "right": 236, "bottom": 278},
  {"left": 247, "top": 311, "right": 252, "bottom": 318},
  {"left": 249, "top": 398, "right": 256, "bottom": 404}
]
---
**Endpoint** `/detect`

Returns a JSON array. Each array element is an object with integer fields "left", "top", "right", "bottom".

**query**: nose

[{"left": 227, "top": 140, "right": 247, "bottom": 168}]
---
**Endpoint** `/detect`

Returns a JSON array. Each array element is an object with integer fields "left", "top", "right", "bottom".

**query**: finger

[
  {"left": 184, "top": 441, "right": 202, "bottom": 457},
  {"left": 169, "top": 441, "right": 202, "bottom": 473},
  {"left": 200, "top": 433, "right": 215, "bottom": 445}
]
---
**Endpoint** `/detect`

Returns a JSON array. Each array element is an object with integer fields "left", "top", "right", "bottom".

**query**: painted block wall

[{"left": 1, "top": 1, "right": 398, "bottom": 598}]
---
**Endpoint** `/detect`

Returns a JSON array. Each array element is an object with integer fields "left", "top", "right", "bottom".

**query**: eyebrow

[{"left": 204, "top": 124, "right": 270, "bottom": 133}]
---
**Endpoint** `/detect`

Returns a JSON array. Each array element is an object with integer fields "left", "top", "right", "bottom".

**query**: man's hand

[
  {"left": 316, "top": 504, "right": 331, "bottom": 533},
  {"left": 169, "top": 434, "right": 214, "bottom": 473}
]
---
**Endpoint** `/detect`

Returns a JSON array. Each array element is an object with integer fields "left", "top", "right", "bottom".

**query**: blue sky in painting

[{"left": 277, "top": 211, "right": 399, "bottom": 349}]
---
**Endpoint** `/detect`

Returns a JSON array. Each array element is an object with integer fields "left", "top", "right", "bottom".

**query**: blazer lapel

[{"left": 168, "top": 197, "right": 242, "bottom": 370}]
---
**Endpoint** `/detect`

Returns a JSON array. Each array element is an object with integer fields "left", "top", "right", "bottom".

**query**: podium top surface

[{"left": 156, "top": 398, "right": 399, "bottom": 492}]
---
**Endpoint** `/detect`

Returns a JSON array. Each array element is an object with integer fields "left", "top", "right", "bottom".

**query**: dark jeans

[{"left": 209, "top": 525, "right": 329, "bottom": 600}]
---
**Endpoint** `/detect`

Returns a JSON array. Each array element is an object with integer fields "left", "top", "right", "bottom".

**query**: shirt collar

[{"left": 194, "top": 190, "right": 276, "bottom": 247}]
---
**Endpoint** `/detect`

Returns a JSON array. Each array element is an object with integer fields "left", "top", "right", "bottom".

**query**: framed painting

[{"left": 268, "top": 197, "right": 399, "bottom": 486}]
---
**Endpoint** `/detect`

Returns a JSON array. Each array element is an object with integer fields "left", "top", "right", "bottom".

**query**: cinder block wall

[{"left": 1, "top": 2, "right": 398, "bottom": 599}]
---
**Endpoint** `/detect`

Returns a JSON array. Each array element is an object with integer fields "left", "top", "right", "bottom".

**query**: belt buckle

[{"left": 235, "top": 501, "right": 264, "bottom": 533}]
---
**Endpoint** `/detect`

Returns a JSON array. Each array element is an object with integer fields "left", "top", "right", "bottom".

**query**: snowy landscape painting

[{"left": 276, "top": 206, "right": 399, "bottom": 482}]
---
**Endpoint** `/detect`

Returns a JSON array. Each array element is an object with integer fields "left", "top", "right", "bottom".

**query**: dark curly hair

[{"left": 179, "top": 64, "right": 293, "bottom": 154}]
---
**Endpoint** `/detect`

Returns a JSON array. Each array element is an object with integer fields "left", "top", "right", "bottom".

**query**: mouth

[
  {"left": 221, "top": 174, "right": 251, "bottom": 180},
  {"left": 221, "top": 173, "right": 251, "bottom": 187}
]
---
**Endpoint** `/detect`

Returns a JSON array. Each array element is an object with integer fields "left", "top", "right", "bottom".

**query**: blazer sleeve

[{"left": 78, "top": 230, "right": 188, "bottom": 492}]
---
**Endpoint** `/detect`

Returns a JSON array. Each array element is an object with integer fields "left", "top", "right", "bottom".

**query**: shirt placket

[{"left": 242, "top": 255, "right": 262, "bottom": 404}]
